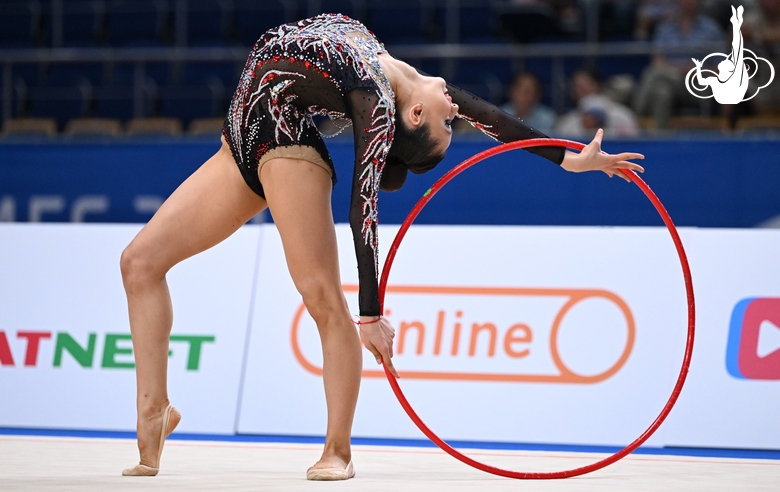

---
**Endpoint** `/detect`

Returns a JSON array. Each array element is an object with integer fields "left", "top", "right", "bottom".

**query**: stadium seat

[
  {"left": 105, "top": 0, "right": 171, "bottom": 47},
  {"left": 496, "top": 2, "right": 559, "bottom": 43},
  {"left": 92, "top": 61, "right": 174, "bottom": 121},
  {"left": 735, "top": 115, "right": 780, "bottom": 132},
  {"left": 597, "top": 55, "right": 650, "bottom": 82},
  {"left": 0, "top": 1, "right": 44, "bottom": 48},
  {"left": 64, "top": 117, "right": 123, "bottom": 137},
  {"left": 669, "top": 116, "right": 727, "bottom": 131},
  {"left": 27, "top": 84, "right": 93, "bottom": 129},
  {"left": 188, "top": 117, "right": 224, "bottom": 135},
  {"left": 93, "top": 63, "right": 137, "bottom": 121},
  {"left": 159, "top": 61, "right": 234, "bottom": 126},
  {"left": 234, "top": 0, "right": 295, "bottom": 46},
  {"left": 159, "top": 83, "right": 227, "bottom": 126},
  {"left": 637, "top": 116, "right": 656, "bottom": 132},
  {"left": 458, "top": 1, "right": 503, "bottom": 43},
  {"left": 2, "top": 117, "right": 58, "bottom": 137},
  {"left": 126, "top": 117, "right": 183, "bottom": 136},
  {"left": 8, "top": 64, "right": 42, "bottom": 93},
  {"left": 455, "top": 58, "right": 512, "bottom": 85},
  {"left": 313, "top": 0, "right": 367, "bottom": 23},
  {"left": 186, "top": 0, "right": 236, "bottom": 46},
  {"left": 451, "top": 58, "right": 512, "bottom": 104},
  {"left": 366, "top": 0, "right": 433, "bottom": 44},
  {"left": 43, "top": 62, "right": 105, "bottom": 87},
  {"left": 176, "top": 61, "right": 240, "bottom": 88},
  {"left": 18, "top": 62, "right": 107, "bottom": 127},
  {"left": 60, "top": 0, "right": 108, "bottom": 47},
  {"left": 92, "top": 85, "right": 136, "bottom": 121}
]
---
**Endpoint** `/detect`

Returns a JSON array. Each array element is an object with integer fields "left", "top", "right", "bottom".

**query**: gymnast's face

[{"left": 404, "top": 75, "right": 459, "bottom": 155}]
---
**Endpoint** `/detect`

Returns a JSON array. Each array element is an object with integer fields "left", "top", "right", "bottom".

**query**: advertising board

[
  {"left": 1, "top": 224, "right": 778, "bottom": 449},
  {"left": 0, "top": 224, "right": 260, "bottom": 434}
]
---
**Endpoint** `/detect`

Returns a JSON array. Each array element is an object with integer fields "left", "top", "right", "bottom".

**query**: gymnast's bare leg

[
  {"left": 260, "top": 157, "right": 362, "bottom": 474},
  {"left": 120, "top": 139, "right": 267, "bottom": 472}
]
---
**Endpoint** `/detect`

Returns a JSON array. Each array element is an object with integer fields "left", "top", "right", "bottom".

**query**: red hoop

[{"left": 377, "top": 138, "right": 696, "bottom": 479}]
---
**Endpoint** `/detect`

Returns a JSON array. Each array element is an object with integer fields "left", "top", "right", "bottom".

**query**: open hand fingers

[
  {"left": 582, "top": 129, "right": 604, "bottom": 157},
  {"left": 602, "top": 169, "right": 631, "bottom": 182},
  {"left": 378, "top": 323, "right": 399, "bottom": 377},
  {"left": 362, "top": 337, "right": 384, "bottom": 365},
  {"left": 592, "top": 128, "right": 604, "bottom": 148},
  {"left": 605, "top": 153, "right": 644, "bottom": 173},
  {"left": 360, "top": 318, "right": 399, "bottom": 378},
  {"left": 613, "top": 169, "right": 632, "bottom": 182},
  {"left": 383, "top": 352, "right": 400, "bottom": 378},
  {"left": 615, "top": 160, "right": 644, "bottom": 173},
  {"left": 369, "top": 338, "right": 399, "bottom": 378},
  {"left": 611, "top": 152, "right": 644, "bottom": 162}
]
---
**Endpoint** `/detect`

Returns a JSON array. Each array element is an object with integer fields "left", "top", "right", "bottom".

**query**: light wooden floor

[{"left": 1, "top": 435, "right": 778, "bottom": 491}]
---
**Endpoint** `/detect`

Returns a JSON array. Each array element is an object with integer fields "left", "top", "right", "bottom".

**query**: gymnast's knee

[
  {"left": 120, "top": 242, "right": 168, "bottom": 293},
  {"left": 297, "top": 277, "right": 347, "bottom": 328}
]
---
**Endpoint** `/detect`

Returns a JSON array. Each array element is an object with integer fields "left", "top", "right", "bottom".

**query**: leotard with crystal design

[{"left": 223, "top": 13, "right": 564, "bottom": 317}]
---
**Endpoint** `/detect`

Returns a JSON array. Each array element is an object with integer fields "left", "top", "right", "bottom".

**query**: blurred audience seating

[
  {"left": 126, "top": 118, "right": 183, "bottom": 137},
  {"left": 669, "top": 115, "right": 728, "bottom": 131},
  {"left": 735, "top": 115, "right": 780, "bottom": 132},
  {"left": 188, "top": 117, "right": 224, "bottom": 136},
  {"left": 64, "top": 118, "right": 123, "bottom": 137},
  {"left": 2, "top": 118, "right": 58, "bottom": 137},
  {"left": 0, "top": 0, "right": 774, "bottom": 137}
]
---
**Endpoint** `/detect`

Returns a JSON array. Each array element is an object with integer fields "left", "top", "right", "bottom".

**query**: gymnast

[{"left": 120, "top": 13, "right": 644, "bottom": 480}]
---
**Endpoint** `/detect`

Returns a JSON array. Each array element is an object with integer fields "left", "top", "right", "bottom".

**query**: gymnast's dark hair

[{"left": 380, "top": 115, "right": 446, "bottom": 192}]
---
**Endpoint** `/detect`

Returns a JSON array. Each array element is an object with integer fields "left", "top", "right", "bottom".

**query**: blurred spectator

[
  {"left": 500, "top": 72, "right": 557, "bottom": 134},
  {"left": 549, "top": 0, "right": 583, "bottom": 36},
  {"left": 599, "top": 1, "right": 640, "bottom": 41},
  {"left": 633, "top": 0, "right": 724, "bottom": 129},
  {"left": 500, "top": 0, "right": 583, "bottom": 39},
  {"left": 743, "top": 0, "right": 780, "bottom": 113},
  {"left": 634, "top": 0, "right": 678, "bottom": 40},
  {"left": 743, "top": 0, "right": 780, "bottom": 45},
  {"left": 555, "top": 67, "right": 641, "bottom": 138}
]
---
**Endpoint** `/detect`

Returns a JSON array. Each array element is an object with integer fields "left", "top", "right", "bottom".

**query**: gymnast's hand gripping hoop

[{"left": 377, "top": 138, "right": 696, "bottom": 480}]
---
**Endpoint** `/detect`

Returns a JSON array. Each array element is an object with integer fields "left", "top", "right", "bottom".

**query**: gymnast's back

[{"left": 222, "top": 13, "right": 562, "bottom": 318}]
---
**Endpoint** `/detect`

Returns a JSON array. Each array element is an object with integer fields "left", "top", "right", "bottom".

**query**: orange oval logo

[{"left": 291, "top": 285, "right": 635, "bottom": 384}]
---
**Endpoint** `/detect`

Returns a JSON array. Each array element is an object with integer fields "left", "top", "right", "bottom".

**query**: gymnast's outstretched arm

[
  {"left": 345, "top": 86, "right": 399, "bottom": 377},
  {"left": 446, "top": 82, "right": 645, "bottom": 181},
  {"left": 445, "top": 82, "right": 565, "bottom": 164}
]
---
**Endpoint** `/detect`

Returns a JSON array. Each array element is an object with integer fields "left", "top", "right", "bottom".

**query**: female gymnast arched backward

[{"left": 119, "top": 13, "right": 645, "bottom": 481}]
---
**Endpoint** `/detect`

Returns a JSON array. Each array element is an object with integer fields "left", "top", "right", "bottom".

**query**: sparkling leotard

[{"left": 223, "top": 14, "right": 564, "bottom": 317}]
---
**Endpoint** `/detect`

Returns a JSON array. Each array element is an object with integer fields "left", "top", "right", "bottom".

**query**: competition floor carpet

[{"left": 1, "top": 435, "right": 778, "bottom": 491}]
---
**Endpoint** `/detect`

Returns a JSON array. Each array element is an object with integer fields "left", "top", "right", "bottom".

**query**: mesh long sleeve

[
  {"left": 346, "top": 87, "right": 394, "bottom": 316},
  {"left": 447, "top": 83, "right": 565, "bottom": 165}
]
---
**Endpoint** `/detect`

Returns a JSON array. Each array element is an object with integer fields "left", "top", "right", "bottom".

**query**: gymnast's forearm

[{"left": 446, "top": 82, "right": 565, "bottom": 165}]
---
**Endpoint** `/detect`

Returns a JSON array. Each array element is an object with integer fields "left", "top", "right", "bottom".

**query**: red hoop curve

[{"left": 377, "top": 138, "right": 696, "bottom": 479}]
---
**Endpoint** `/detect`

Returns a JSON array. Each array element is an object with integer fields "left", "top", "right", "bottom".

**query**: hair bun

[{"left": 379, "top": 156, "right": 409, "bottom": 192}]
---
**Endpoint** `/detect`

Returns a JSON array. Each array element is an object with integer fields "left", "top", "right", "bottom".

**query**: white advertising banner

[
  {"left": 1, "top": 223, "right": 778, "bottom": 450},
  {"left": 238, "top": 224, "right": 691, "bottom": 447},
  {"left": 661, "top": 229, "right": 780, "bottom": 449},
  {"left": 238, "top": 224, "right": 780, "bottom": 449},
  {"left": 0, "top": 224, "right": 260, "bottom": 434}
]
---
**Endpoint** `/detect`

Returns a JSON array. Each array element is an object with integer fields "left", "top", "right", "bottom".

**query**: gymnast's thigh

[
  {"left": 259, "top": 157, "right": 345, "bottom": 304},
  {"left": 126, "top": 140, "right": 268, "bottom": 273}
]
